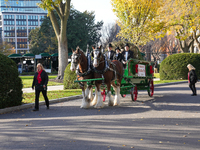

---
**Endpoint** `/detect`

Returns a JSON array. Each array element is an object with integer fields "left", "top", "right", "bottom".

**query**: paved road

[{"left": 1, "top": 82, "right": 200, "bottom": 150}]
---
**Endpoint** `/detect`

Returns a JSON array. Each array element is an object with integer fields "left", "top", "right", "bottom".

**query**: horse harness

[
  {"left": 72, "top": 51, "right": 92, "bottom": 88},
  {"left": 93, "top": 50, "right": 118, "bottom": 82}
]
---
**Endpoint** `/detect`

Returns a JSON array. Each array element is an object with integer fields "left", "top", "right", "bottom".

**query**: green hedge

[
  {"left": 160, "top": 53, "right": 200, "bottom": 80},
  {"left": 63, "top": 63, "right": 79, "bottom": 89},
  {"left": 0, "top": 54, "right": 23, "bottom": 109}
]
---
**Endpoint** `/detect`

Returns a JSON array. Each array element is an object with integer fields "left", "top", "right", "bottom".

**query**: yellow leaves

[{"left": 111, "top": 0, "right": 163, "bottom": 45}]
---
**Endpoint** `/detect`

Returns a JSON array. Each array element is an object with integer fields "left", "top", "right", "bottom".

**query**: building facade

[{"left": 0, "top": 0, "right": 47, "bottom": 54}]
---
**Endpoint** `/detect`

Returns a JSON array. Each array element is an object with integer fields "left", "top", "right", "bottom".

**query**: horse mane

[{"left": 76, "top": 46, "right": 86, "bottom": 56}]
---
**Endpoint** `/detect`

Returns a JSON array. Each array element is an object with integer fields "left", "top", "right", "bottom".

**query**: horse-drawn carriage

[{"left": 70, "top": 46, "right": 154, "bottom": 109}]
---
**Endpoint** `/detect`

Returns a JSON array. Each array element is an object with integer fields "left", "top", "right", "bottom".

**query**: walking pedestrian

[
  {"left": 18, "top": 62, "right": 22, "bottom": 74},
  {"left": 32, "top": 63, "right": 49, "bottom": 111},
  {"left": 187, "top": 64, "right": 198, "bottom": 96},
  {"left": 154, "top": 61, "right": 158, "bottom": 73}
]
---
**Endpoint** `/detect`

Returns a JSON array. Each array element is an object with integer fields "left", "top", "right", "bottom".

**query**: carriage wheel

[
  {"left": 121, "top": 94, "right": 126, "bottom": 98},
  {"left": 148, "top": 79, "right": 154, "bottom": 97},
  {"left": 101, "top": 89, "right": 106, "bottom": 102},
  {"left": 131, "top": 86, "right": 137, "bottom": 101}
]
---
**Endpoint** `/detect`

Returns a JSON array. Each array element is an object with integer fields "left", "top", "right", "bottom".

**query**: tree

[
  {"left": 38, "top": 0, "right": 71, "bottom": 79},
  {"left": 67, "top": 8, "right": 103, "bottom": 51},
  {"left": 140, "top": 34, "right": 180, "bottom": 61},
  {"left": 28, "top": 19, "right": 58, "bottom": 55},
  {"left": 100, "top": 23, "right": 121, "bottom": 49},
  {"left": 158, "top": 0, "right": 200, "bottom": 53},
  {"left": 29, "top": 7, "right": 103, "bottom": 55},
  {"left": 111, "top": 0, "right": 164, "bottom": 46},
  {"left": 0, "top": 42, "right": 15, "bottom": 56}
]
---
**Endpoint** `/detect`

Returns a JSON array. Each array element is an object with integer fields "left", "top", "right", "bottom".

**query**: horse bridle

[
  {"left": 71, "top": 52, "right": 81, "bottom": 66},
  {"left": 93, "top": 49, "right": 103, "bottom": 67}
]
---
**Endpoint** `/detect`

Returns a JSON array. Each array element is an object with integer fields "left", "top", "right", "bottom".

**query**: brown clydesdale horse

[
  {"left": 70, "top": 47, "right": 96, "bottom": 108},
  {"left": 92, "top": 47, "right": 123, "bottom": 108}
]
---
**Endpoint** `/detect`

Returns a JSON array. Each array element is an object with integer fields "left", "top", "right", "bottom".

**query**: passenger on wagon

[
  {"left": 114, "top": 46, "right": 122, "bottom": 62},
  {"left": 106, "top": 43, "right": 116, "bottom": 60},
  {"left": 122, "top": 43, "right": 134, "bottom": 68}
]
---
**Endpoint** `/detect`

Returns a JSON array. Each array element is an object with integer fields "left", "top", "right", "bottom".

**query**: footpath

[{"left": 0, "top": 78, "right": 188, "bottom": 114}]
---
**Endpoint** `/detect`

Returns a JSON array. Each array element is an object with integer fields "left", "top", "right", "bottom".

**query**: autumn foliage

[{"left": 111, "top": 0, "right": 200, "bottom": 53}]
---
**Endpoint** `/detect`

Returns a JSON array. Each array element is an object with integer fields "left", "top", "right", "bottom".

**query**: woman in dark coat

[
  {"left": 32, "top": 63, "right": 49, "bottom": 111},
  {"left": 187, "top": 64, "right": 198, "bottom": 96}
]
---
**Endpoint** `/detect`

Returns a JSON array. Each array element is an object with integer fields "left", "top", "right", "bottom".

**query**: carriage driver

[
  {"left": 106, "top": 43, "right": 116, "bottom": 60},
  {"left": 121, "top": 43, "right": 134, "bottom": 68}
]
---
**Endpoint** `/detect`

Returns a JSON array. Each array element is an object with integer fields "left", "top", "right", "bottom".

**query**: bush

[
  {"left": 0, "top": 54, "right": 23, "bottom": 109},
  {"left": 63, "top": 63, "right": 79, "bottom": 89},
  {"left": 160, "top": 53, "right": 200, "bottom": 80}
]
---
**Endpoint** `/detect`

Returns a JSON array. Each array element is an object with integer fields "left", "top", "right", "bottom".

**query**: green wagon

[{"left": 74, "top": 58, "right": 154, "bottom": 101}]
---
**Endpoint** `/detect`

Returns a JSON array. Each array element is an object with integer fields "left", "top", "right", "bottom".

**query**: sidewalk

[{"left": 23, "top": 85, "right": 64, "bottom": 93}]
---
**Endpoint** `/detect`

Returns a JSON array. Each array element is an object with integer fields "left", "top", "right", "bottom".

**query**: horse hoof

[
  {"left": 95, "top": 106, "right": 103, "bottom": 109},
  {"left": 113, "top": 103, "right": 120, "bottom": 106},
  {"left": 108, "top": 103, "right": 113, "bottom": 106},
  {"left": 94, "top": 104, "right": 104, "bottom": 109},
  {"left": 80, "top": 104, "right": 90, "bottom": 109}
]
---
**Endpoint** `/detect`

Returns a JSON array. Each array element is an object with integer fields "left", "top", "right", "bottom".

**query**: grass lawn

[
  {"left": 20, "top": 75, "right": 63, "bottom": 88},
  {"left": 154, "top": 73, "right": 160, "bottom": 78},
  {"left": 154, "top": 80, "right": 187, "bottom": 84},
  {"left": 22, "top": 89, "right": 82, "bottom": 104}
]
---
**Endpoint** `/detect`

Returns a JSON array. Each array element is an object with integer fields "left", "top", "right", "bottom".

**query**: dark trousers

[
  {"left": 35, "top": 90, "right": 49, "bottom": 109},
  {"left": 189, "top": 83, "right": 196, "bottom": 95}
]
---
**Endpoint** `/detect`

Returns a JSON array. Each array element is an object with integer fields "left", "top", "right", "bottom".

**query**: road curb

[
  {"left": 0, "top": 95, "right": 83, "bottom": 115},
  {"left": 0, "top": 81, "right": 188, "bottom": 114}
]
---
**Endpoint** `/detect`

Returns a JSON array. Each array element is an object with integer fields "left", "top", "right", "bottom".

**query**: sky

[{"left": 71, "top": 0, "right": 118, "bottom": 25}]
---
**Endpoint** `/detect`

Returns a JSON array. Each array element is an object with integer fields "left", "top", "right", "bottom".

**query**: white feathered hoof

[
  {"left": 94, "top": 102, "right": 104, "bottom": 109},
  {"left": 113, "top": 97, "right": 120, "bottom": 106},
  {"left": 108, "top": 101, "right": 114, "bottom": 106},
  {"left": 113, "top": 102, "right": 120, "bottom": 106},
  {"left": 90, "top": 95, "right": 97, "bottom": 106},
  {"left": 80, "top": 99, "right": 90, "bottom": 109}
]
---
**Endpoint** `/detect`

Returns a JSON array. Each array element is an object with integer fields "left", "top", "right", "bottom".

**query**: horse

[
  {"left": 70, "top": 47, "right": 97, "bottom": 108},
  {"left": 92, "top": 47, "right": 124, "bottom": 107}
]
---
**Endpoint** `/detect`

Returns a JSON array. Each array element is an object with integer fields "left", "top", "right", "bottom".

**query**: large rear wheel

[
  {"left": 131, "top": 86, "right": 137, "bottom": 101},
  {"left": 148, "top": 79, "right": 154, "bottom": 97}
]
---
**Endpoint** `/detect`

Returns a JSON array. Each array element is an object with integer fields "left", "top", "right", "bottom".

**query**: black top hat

[
  {"left": 115, "top": 47, "right": 120, "bottom": 51},
  {"left": 125, "top": 43, "right": 130, "bottom": 47},
  {"left": 108, "top": 43, "right": 113, "bottom": 48}
]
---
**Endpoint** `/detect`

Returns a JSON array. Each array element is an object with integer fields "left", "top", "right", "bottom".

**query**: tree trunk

[
  {"left": 48, "top": 0, "right": 71, "bottom": 80},
  {"left": 190, "top": 44, "right": 194, "bottom": 53},
  {"left": 178, "top": 37, "right": 194, "bottom": 53},
  {"left": 192, "top": 30, "right": 200, "bottom": 53},
  {"left": 57, "top": 38, "right": 68, "bottom": 79}
]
